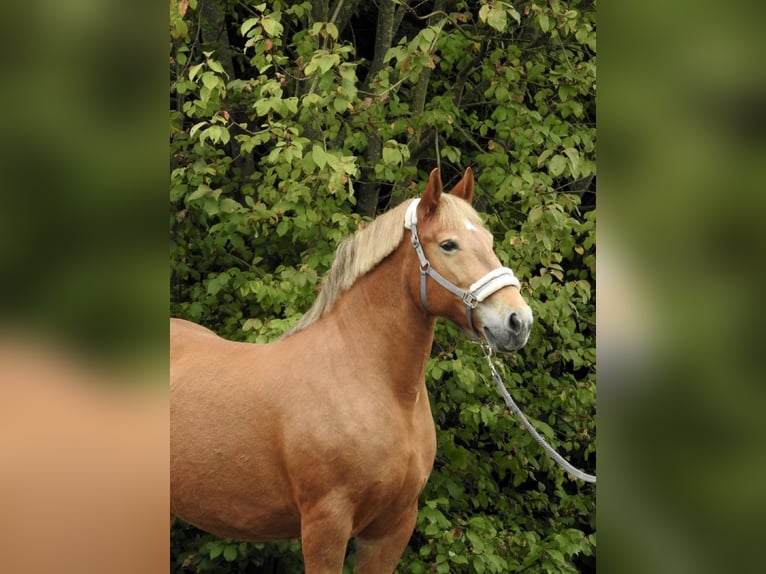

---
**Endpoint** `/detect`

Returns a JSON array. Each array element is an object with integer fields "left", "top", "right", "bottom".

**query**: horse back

[{"left": 170, "top": 317, "right": 218, "bottom": 352}]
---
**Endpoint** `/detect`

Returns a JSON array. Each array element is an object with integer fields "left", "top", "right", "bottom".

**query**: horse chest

[
  {"left": 340, "top": 417, "right": 435, "bottom": 538},
  {"left": 285, "top": 393, "right": 435, "bottom": 492},
  {"left": 368, "top": 408, "right": 436, "bottom": 500},
  {"left": 363, "top": 396, "right": 435, "bottom": 479}
]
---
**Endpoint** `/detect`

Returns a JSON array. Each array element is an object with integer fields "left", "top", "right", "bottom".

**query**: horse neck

[{"left": 328, "top": 241, "right": 435, "bottom": 398}]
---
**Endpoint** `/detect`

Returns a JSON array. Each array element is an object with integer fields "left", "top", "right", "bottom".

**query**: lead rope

[{"left": 479, "top": 342, "right": 597, "bottom": 484}]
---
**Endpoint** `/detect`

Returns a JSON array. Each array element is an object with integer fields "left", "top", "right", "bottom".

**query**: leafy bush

[{"left": 170, "top": 0, "right": 595, "bottom": 571}]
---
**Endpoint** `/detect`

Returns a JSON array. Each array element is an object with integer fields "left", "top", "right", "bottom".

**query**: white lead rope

[{"left": 480, "top": 342, "right": 597, "bottom": 484}]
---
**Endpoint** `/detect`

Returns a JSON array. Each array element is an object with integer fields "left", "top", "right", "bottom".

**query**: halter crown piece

[{"left": 404, "top": 198, "right": 520, "bottom": 333}]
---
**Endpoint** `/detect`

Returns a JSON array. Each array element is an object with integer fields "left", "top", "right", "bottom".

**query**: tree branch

[
  {"left": 360, "top": 0, "right": 399, "bottom": 92},
  {"left": 356, "top": 0, "right": 402, "bottom": 216}
]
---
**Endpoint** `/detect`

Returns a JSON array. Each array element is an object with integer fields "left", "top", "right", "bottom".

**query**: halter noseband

[{"left": 404, "top": 199, "right": 520, "bottom": 333}]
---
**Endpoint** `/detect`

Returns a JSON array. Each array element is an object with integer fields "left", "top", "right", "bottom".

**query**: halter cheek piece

[{"left": 404, "top": 199, "right": 520, "bottom": 333}]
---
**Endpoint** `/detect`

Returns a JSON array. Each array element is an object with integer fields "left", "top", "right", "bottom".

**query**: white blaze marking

[{"left": 464, "top": 220, "right": 477, "bottom": 231}]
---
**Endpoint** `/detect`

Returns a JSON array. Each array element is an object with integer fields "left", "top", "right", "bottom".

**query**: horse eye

[{"left": 439, "top": 240, "right": 458, "bottom": 253}]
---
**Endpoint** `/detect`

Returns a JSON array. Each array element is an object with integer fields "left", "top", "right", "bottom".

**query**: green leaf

[
  {"left": 283, "top": 97, "right": 298, "bottom": 114},
  {"left": 304, "top": 58, "right": 318, "bottom": 76},
  {"left": 563, "top": 147, "right": 581, "bottom": 178},
  {"left": 242, "top": 318, "right": 262, "bottom": 331},
  {"left": 310, "top": 22, "right": 324, "bottom": 36},
  {"left": 539, "top": 13, "right": 551, "bottom": 33},
  {"left": 203, "top": 196, "right": 219, "bottom": 216},
  {"left": 302, "top": 92, "right": 323, "bottom": 106},
  {"left": 546, "top": 548, "right": 565, "bottom": 564},
  {"left": 325, "top": 22, "right": 339, "bottom": 40},
  {"left": 528, "top": 205, "right": 543, "bottom": 224},
  {"left": 532, "top": 417, "right": 555, "bottom": 440},
  {"left": 201, "top": 72, "right": 221, "bottom": 91},
  {"left": 208, "top": 125, "right": 230, "bottom": 145},
  {"left": 219, "top": 198, "right": 241, "bottom": 213},
  {"left": 207, "top": 59, "right": 226, "bottom": 75},
  {"left": 537, "top": 148, "right": 553, "bottom": 167},
  {"left": 222, "top": 544, "right": 238, "bottom": 562},
  {"left": 272, "top": 200, "right": 294, "bottom": 213},
  {"left": 253, "top": 99, "right": 271, "bottom": 116},
  {"left": 305, "top": 52, "right": 337, "bottom": 76},
  {"left": 187, "top": 184, "right": 212, "bottom": 202},
  {"left": 261, "top": 15, "right": 283, "bottom": 37},
  {"left": 382, "top": 144, "right": 402, "bottom": 166},
  {"left": 486, "top": 7, "right": 508, "bottom": 32},
  {"left": 188, "top": 63, "right": 204, "bottom": 81},
  {"left": 421, "top": 506, "right": 449, "bottom": 528},
  {"left": 240, "top": 18, "right": 260, "bottom": 37},
  {"left": 209, "top": 542, "right": 223, "bottom": 559},
  {"left": 317, "top": 54, "right": 337, "bottom": 74},
  {"left": 549, "top": 154, "right": 567, "bottom": 177},
  {"left": 478, "top": 4, "right": 491, "bottom": 25},
  {"left": 312, "top": 144, "right": 327, "bottom": 170},
  {"left": 189, "top": 121, "right": 207, "bottom": 140},
  {"left": 466, "top": 529, "right": 485, "bottom": 552},
  {"left": 170, "top": 183, "right": 187, "bottom": 202},
  {"left": 333, "top": 96, "right": 349, "bottom": 114},
  {"left": 206, "top": 272, "right": 230, "bottom": 296}
]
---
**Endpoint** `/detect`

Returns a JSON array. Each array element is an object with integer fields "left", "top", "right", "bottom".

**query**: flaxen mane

[{"left": 282, "top": 194, "right": 483, "bottom": 338}]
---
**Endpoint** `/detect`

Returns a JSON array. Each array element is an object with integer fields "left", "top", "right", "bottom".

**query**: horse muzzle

[{"left": 481, "top": 306, "right": 533, "bottom": 353}]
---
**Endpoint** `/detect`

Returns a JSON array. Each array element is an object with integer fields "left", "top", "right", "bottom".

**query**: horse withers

[{"left": 170, "top": 168, "right": 533, "bottom": 573}]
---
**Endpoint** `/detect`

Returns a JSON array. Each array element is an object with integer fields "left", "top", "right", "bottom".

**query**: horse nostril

[{"left": 508, "top": 312, "right": 522, "bottom": 335}]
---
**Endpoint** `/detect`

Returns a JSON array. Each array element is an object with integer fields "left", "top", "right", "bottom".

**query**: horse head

[{"left": 406, "top": 168, "right": 533, "bottom": 352}]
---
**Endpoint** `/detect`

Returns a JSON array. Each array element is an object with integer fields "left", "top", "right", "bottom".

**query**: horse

[{"left": 170, "top": 167, "right": 533, "bottom": 573}]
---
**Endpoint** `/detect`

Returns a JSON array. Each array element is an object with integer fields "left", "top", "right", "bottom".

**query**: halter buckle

[{"left": 462, "top": 292, "right": 479, "bottom": 309}]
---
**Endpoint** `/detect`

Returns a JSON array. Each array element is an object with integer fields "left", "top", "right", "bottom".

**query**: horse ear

[
  {"left": 420, "top": 167, "right": 442, "bottom": 217},
  {"left": 451, "top": 167, "right": 474, "bottom": 204}
]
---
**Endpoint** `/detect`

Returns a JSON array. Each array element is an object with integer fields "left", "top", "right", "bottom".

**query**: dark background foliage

[{"left": 170, "top": 0, "right": 596, "bottom": 571}]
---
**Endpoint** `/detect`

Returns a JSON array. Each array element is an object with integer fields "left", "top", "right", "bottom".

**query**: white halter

[{"left": 405, "top": 199, "right": 520, "bottom": 332}]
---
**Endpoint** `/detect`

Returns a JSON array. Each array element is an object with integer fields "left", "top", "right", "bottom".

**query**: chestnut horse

[{"left": 170, "top": 168, "right": 533, "bottom": 573}]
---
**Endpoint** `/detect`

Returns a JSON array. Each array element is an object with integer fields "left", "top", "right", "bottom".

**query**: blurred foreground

[
  {"left": 599, "top": 0, "right": 766, "bottom": 571},
  {"left": 0, "top": 335, "right": 168, "bottom": 574},
  {"left": 0, "top": 1, "right": 168, "bottom": 573}
]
